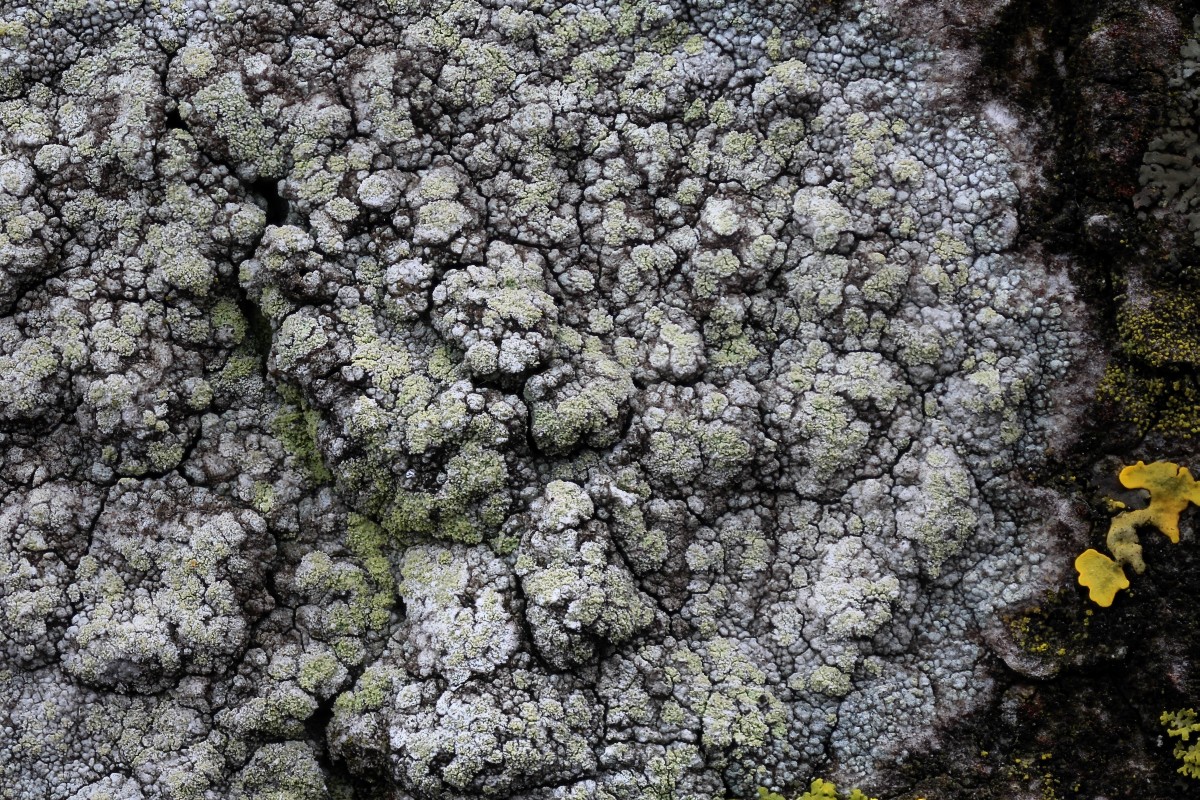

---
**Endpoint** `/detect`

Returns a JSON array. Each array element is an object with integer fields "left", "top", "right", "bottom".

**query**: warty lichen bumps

[{"left": 0, "top": 0, "right": 1087, "bottom": 798}]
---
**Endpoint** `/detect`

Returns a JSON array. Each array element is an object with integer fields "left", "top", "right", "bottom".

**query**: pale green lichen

[
  {"left": 188, "top": 71, "right": 285, "bottom": 178},
  {"left": 271, "top": 402, "right": 332, "bottom": 484}
]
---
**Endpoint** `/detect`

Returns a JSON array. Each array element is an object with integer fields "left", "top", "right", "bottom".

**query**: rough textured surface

[{"left": 3, "top": 0, "right": 1198, "bottom": 798}]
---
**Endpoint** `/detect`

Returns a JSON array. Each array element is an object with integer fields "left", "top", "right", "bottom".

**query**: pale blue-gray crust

[{"left": 0, "top": 1, "right": 1091, "bottom": 798}]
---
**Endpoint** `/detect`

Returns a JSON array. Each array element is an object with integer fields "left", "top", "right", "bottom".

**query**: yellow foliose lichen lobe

[
  {"left": 1074, "top": 549, "right": 1129, "bottom": 607},
  {"left": 1118, "top": 460, "right": 1200, "bottom": 543},
  {"left": 1078, "top": 460, "right": 1200, "bottom": 606}
]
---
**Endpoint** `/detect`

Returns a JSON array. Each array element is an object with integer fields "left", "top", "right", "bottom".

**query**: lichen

[
  {"left": 271, "top": 401, "right": 332, "bottom": 484},
  {"left": 0, "top": 1, "right": 1092, "bottom": 797},
  {"left": 1074, "top": 549, "right": 1130, "bottom": 608},
  {"left": 1162, "top": 708, "right": 1200, "bottom": 780},
  {"left": 1076, "top": 461, "right": 1200, "bottom": 606},
  {"left": 759, "top": 778, "right": 881, "bottom": 800}
]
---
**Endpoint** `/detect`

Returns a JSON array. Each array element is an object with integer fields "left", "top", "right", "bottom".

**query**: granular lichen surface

[{"left": 0, "top": 0, "right": 1094, "bottom": 798}]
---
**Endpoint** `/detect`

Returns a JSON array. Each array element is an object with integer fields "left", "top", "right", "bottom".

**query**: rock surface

[{"left": 1, "top": 0, "right": 1198, "bottom": 798}]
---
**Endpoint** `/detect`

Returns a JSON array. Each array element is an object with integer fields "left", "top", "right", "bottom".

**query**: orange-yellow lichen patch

[
  {"left": 1078, "top": 461, "right": 1199, "bottom": 606},
  {"left": 1117, "top": 460, "right": 1200, "bottom": 543},
  {"left": 1075, "top": 549, "right": 1130, "bottom": 607},
  {"left": 1105, "top": 460, "right": 1200, "bottom": 572}
]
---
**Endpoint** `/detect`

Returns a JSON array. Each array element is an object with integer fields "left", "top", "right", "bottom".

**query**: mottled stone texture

[{"left": 1, "top": 0, "right": 1153, "bottom": 798}]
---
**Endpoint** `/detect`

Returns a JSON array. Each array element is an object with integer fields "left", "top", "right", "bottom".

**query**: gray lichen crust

[
  {"left": 0, "top": 0, "right": 1088, "bottom": 798},
  {"left": 1138, "top": 14, "right": 1200, "bottom": 246}
]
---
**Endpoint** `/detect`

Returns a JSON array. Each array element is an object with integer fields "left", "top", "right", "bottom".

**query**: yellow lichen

[
  {"left": 1162, "top": 708, "right": 1200, "bottom": 780},
  {"left": 802, "top": 780, "right": 839, "bottom": 800},
  {"left": 1077, "top": 461, "right": 1199, "bottom": 606},
  {"left": 758, "top": 779, "right": 878, "bottom": 800},
  {"left": 1116, "top": 461, "right": 1200, "bottom": 544},
  {"left": 1117, "top": 291, "right": 1200, "bottom": 369},
  {"left": 1074, "top": 549, "right": 1129, "bottom": 607}
]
